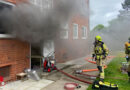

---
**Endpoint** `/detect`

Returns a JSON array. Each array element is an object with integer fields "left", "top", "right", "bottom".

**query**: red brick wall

[
  {"left": 55, "top": 15, "right": 89, "bottom": 62},
  {"left": 0, "top": 39, "right": 30, "bottom": 81}
]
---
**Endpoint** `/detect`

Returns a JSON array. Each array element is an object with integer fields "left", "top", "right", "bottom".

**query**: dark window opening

[
  {"left": 0, "top": 2, "right": 13, "bottom": 34},
  {"left": 0, "top": 66, "right": 10, "bottom": 78}
]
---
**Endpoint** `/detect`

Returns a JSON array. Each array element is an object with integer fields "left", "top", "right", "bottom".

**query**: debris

[
  {"left": 25, "top": 69, "right": 41, "bottom": 81},
  {"left": 16, "top": 72, "right": 27, "bottom": 81}
]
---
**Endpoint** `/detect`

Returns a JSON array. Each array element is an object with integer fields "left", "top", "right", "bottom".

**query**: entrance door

[{"left": 43, "top": 40, "right": 55, "bottom": 57}]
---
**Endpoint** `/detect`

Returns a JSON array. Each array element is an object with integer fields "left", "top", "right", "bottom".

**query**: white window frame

[
  {"left": 34, "top": 0, "right": 37, "bottom": 5},
  {"left": 60, "top": 30, "right": 69, "bottom": 39},
  {"left": 73, "top": 23, "right": 78, "bottom": 39},
  {"left": 64, "top": 24, "right": 68, "bottom": 30},
  {"left": 30, "top": 0, "right": 53, "bottom": 9},
  {"left": 39, "top": 0, "right": 43, "bottom": 8},
  {"left": 81, "top": 26, "right": 87, "bottom": 39}
]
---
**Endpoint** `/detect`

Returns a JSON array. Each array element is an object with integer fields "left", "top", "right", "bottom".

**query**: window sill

[{"left": 82, "top": 37, "right": 87, "bottom": 39}]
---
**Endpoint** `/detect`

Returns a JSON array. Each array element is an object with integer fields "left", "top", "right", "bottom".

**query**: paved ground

[
  {"left": 42, "top": 56, "right": 90, "bottom": 90},
  {"left": 0, "top": 79, "right": 54, "bottom": 90},
  {"left": 42, "top": 56, "right": 113, "bottom": 90},
  {"left": 0, "top": 56, "right": 113, "bottom": 90}
]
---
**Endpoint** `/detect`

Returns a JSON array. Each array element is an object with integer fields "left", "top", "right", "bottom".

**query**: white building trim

[{"left": 0, "top": 34, "right": 14, "bottom": 38}]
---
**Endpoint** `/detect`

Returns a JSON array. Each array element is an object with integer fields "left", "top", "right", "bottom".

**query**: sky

[{"left": 90, "top": 0, "right": 124, "bottom": 30}]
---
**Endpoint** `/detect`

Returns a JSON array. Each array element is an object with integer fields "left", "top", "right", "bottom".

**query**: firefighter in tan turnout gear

[
  {"left": 92, "top": 35, "right": 109, "bottom": 81},
  {"left": 125, "top": 37, "right": 130, "bottom": 82}
]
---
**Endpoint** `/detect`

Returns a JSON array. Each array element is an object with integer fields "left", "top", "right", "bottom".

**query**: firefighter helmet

[{"left": 95, "top": 35, "right": 102, "bottom": 42}]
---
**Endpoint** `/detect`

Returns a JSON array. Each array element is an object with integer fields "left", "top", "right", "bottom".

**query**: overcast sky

[{"left": 90, "top": 0, "right": 124, "bottom": 30}]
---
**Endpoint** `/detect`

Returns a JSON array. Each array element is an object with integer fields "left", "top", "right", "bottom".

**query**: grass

[{"left": 87, "top": 57, "right": 130, "bottom": 90}]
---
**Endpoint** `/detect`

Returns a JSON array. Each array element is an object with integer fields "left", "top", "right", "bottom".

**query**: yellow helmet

[{"left": 95, "top": 35, "right": 102, "bottom": 42}]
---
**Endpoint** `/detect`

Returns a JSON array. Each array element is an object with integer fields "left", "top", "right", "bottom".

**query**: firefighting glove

[
  {"left": 92, "top": 54, "right": 95, "bottom": 58},
  {"left": 92, "top": 54, "right": 95, "bottom": 61}
]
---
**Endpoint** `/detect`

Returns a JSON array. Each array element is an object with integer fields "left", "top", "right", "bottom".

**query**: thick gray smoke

[
  {"left": 0, "top": 0, "right": 80, "bottom": 45},
  {"left": 89, "top": 11, "right": 130, "bottom": 54}
]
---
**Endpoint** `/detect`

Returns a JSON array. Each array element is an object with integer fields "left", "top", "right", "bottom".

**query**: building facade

[
  {"left": 0, "top": 0, "right": 89, "bottom": 81},
  {"left": 0, "top": 0, "right": 31, "bottom": 82},
  {"left": 30, "top": 0, "right": 90, "bottom": 62}
]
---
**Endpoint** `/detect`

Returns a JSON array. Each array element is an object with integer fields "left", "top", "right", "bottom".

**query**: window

[
  {"left": 81, "top": 26, "right": 87, "bottom": 39},
  {"left": 43, "top": 0, "right": 53, "bottom": 9},
  {"left": 60, "top": 24, "right": 69, "bottom": 39},
  {"left": 39, "top": 0, "right": 43, "bottom": 8},
  {"left": 34, "top": 0, "right": 37, "bottom": 5},
  {"left": 73, "top": 23, "right": 78, "bottom": 39},
  {"left": 64, "top": 24, "right": 68, "bottom": 29},
  {"left": 0, "top": 66, "right": 10, "bottom": 78},
  {"left": 60, "top": 30, "right": 68, "bottom": 39},
  {"left": 30, "top": 0, "right": 53, "bottom": 9}
]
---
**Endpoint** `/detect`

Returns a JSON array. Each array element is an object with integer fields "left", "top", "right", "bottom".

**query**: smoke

[
  {"left": 0, "top": 0, "right": 80, "bottom": 45},
  {"left": 89, "top": 11, "right": 130, "bottom": 54}
]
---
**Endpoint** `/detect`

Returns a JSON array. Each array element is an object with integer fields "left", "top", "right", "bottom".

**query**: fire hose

[
  {"left": 76, "top": 56, "right": 115, "bottom": 73},
  {"left": 56, "top": 56, "right": 115, "bottom": 84},
  {"left": 56, "top": 68, "right": 92, "bottom": 84},
  {"left": 76, "top": 56, "right": 115, "bottom": 77},
  {"left": 77, "top": 56, "right": 128, "bottom": 80}
]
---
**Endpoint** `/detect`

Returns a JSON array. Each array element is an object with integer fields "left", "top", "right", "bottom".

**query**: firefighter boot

[
  {"left": 100, "top": 72, "right": 104, "bottom": 82},
  {"left": 97, "top": 66, "right": 104, "bottom": 81}
]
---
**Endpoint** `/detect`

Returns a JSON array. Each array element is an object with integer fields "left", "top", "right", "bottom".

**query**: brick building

[
  {"left": 55, "top": 15, "right": 89, "bottom": 62},
  {"left": 0, "top": 0, "right": 89, "bottom": 81},
  {"left": 0, "top": 0, "right": 31, "bottom": 81},
  {"left": 0, "top": 38, "right": 30, "bottom": 81}
]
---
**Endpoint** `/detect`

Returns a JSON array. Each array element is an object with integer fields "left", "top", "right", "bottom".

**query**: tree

[
  {"left": 92, "top": 24, "right": 105, "bottom": 31},
  {"left": 122, "top": 0, "right": 130, "bottom": 10}
]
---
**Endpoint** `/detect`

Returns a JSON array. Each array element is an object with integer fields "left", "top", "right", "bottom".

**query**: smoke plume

[
  {"left": 89, "top": 11, "right": 130, "bottom": 54},
  {"left": 0, "top": 0, "right": 80, "bottom": 45}
]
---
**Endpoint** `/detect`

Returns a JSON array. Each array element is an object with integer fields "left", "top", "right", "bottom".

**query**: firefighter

[
  {"left": 125, "top": 37, "right": 130, "bottom": 82},
  {"left": 92, "top": 35, "right": 109, "bottom": 81}
]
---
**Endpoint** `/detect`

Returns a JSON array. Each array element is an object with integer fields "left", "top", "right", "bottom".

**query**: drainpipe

[{"left": 30, "top": 43, "right": 31, "bottom": 70}]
